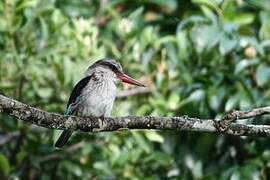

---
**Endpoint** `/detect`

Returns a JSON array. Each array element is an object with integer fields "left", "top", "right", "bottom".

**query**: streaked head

[{"left": 87, "top": 58, "right": 145, "bottom": 87}]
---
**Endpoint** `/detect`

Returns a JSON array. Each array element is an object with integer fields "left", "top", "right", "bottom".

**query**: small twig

[
  {"left": 0, "top": 132, "right": 20, "bottom": 146},
  {"left": 0, "top": 127, "right": 47, "bottom": 146},
  {"left": 117, "top": 87, "right": 154, "bottom": 98},
  {"left": 216, "top": 107, "right": 270, "bottom": 131},
  {"left": 40, "top": 141, "right": 85, "bottom": 163}
]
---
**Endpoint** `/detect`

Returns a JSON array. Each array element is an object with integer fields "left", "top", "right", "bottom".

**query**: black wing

[{"left": 64, "top": 75, "right": 92, "bottom": 115}]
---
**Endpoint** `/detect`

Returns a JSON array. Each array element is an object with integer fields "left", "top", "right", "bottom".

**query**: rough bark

[{"left": 1, "top": 94, "right": 270, "bottom": 137}]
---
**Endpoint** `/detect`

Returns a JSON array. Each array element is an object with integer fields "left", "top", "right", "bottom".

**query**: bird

[{"left": 55, "top": 58, "right": 145, "bottom": 148}]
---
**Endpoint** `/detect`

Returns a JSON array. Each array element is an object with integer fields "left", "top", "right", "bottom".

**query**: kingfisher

[{"left": 55, "top": 58, "right": 145, "bottom": 148}]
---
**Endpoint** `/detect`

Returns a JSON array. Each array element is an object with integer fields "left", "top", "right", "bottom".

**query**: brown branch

[
  {"left": 117, "top": 87, "right": 154, "bottom": 98},
  {"left": 40, "top": 141, "right": 85, "bottom": 163},
  {"left": 1, "top": 94, "right": 270, "bottom": 137},
  {"left": 0, "top": 127, "right": 48, "bottom": 146},
  {"left": 216, "top": 107, "right": 270, "bottom": 131},
  {"left": 0, "top": 132, "right": 20, "bottom": 146}
]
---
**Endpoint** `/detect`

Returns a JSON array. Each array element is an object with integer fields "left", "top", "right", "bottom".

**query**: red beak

[{"left": 117, "top": 73, "right": 145, "bottom": 87}]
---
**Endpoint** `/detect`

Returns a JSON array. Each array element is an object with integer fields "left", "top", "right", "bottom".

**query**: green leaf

[
  {"left": 145, "top": 131, "right": 164, "bottom": 143},
  {"left": 149, "top": 0, "right": 178, "bottom": 12},
  {"left": 37, "top": 87, "right": 53, "bottom": 99},
  {"left": 259, "top": 12, "right": 270, "bottom": 40},
  {"left": 168, "top": 92, "right": 180, "bottom": 110},
  {"left": 0, "top": 154, "right": 10, "bottom": 176},
  {"left": 136, "top": 104, "right": 151, "bottom": 115},
  {"left": 189, "top": 89, "right": 205, "bottom": 101},
  {"left": 219, "top": 34, "right": 237, "bottom": 55},
  {"left": 145, "top": 152, "right": 171, "bottom": 166},
  {"left": 132, "top": 132, "right": 151, "bottom": 153},
  {"left": 232, "top": 14, "right": 255, "bottom": 25},
  {"left": 256, "top": 65, "right": 270, "bottom": 86},
  {"left": 234, "top": 59, "right": 258, "bottom": 75},
  {"left": 225, "top": 95, "right": 239, "bottom": 111},
  {"left": 192, "top": 0, "right": 222, "bottom": 16}
]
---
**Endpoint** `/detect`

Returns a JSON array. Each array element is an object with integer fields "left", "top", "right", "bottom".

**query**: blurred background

[{"left": 1, "top": 0, "right": 270, "bottom": 179}]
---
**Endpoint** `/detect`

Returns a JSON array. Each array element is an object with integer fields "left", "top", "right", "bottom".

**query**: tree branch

[
  {"left": 40, "top": 142, "right": 85, "bottom": 163},
  {"left": 0, "top": 132, "right": 20, "bottom": 146},
  {"left": 0, "top": 127, "right": 47, "bottom": 146},
  {"left": 117, "top": 87, "right": 154, "bottom": 98},
  {"left": 1, "top": 94, "right": 270, "bottom": 137}
]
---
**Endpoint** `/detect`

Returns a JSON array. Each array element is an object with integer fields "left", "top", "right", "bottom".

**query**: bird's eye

[
  {"left": 110, "top": 64, "right": 119, "bottom": 72},
  {"left": 116, "top": 63, "right": 122, "bottom": 72}
]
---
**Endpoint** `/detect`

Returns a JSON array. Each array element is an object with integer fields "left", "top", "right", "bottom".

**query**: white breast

[{"left": 76, "top": 70, "right": 117, "bottom": 117}]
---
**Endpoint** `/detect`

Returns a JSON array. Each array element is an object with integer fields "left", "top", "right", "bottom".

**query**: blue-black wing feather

[
  {"left": 64, "top": 75, "right": 92, "bottom": 115},
  {"left": 55, "top": 75, "right": 92, "bottom": 148}
]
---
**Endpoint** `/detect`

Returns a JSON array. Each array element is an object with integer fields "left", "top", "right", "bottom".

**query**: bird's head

[{"left": 87, "top": 58, "right": 145, "bottom": 87}]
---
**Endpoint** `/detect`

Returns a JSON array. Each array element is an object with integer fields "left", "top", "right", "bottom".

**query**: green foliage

[
  {"left": 1, "top": 0, "right": 270, "bottom": 179},
  {"left": 0, "top": 154, "right": 10, "bottom": 176}
]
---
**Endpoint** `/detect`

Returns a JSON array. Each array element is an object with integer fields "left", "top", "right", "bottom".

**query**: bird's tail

[{"left": 55, "top": 130, "right": 73, "bottom": 148}]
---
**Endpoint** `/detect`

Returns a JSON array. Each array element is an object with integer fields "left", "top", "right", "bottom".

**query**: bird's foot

[{"left": 92, "top": 116, "right": 107, "bottom": 132}]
